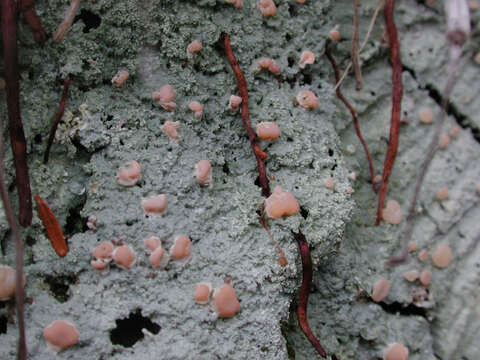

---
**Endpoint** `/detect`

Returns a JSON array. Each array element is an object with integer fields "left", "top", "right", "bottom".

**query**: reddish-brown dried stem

[
  {"left": 0, "top": 6, "right": 26, "bottom": 357},
  {"left": 293, "top": 230, "right": 327, "bottom": 358},
  {"left": 2, "top": 0, "right": 33, "bottom": 227},
  {"left": 325, "top": 43, "right": 377, "bottom": 193},
  {"left": 44, "top": 78, "right": 72, "bottom": 164},
  {"left": 221, "top": 33, "right": 270, "bottom": 197},
  {"left": 376, "top": 0, "right": 402, "bottom": 225},
  {"left": 0, "top": 132, "right": 27, "bottom": 360},
  {"left": 352, "top": 0, "right": 363, "bottom": 91},
  {"left": 20, "top": 0, "right": 46, "bottom": 44},
  {"left": 34, "top": 195, "right": 68, "bottom": 257}
]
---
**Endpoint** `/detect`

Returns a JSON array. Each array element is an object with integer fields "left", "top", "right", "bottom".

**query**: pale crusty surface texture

[{"left": 0, "top": 1, "right": 479, "bottom": 359}]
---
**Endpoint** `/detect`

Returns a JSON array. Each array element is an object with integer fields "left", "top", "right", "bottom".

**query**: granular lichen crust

[{"left": 3, "top": 0, "right": 479, "bottom": 359}]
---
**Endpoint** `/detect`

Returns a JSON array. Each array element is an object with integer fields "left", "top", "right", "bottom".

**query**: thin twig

[
  {"left": 335, "top": 0, "right": 384, "bottom": 91},
  {"left": 375, "top": 0, "right": 403, "bottom": 225},
  {"left": 390, "top": 0, "right": 469, "bottom": 263},
  {"left": 2, "top": 0, "right": 33, "bottom": 227},
  {"left": 1, "top": 3, "right": 27, "bottom": 357},
  {"left": 20, "top": 0, "right": 46, "bottom": 44},
  {"left": 325, "top": 42, "right": 377, "bottom": 193},
  {"left": 352, "top": 0, "right": 363, "bottom": 90},
  {"left": 293, "top": 230, "right": 327, "bottom": 358},
  {"left": 221, "top": 33, "right": 270, "bottom": 197},
  {"left": 44, "top": 78, "right": 72, "bottom": 164},
  {"left": 0, "top": 46, "right": 26, "bottom": 360},
  {"left": 53, "top": 0, "right": 82, "bottom": 43}
]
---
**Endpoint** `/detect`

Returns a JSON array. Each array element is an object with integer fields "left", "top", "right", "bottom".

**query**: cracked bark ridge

[
  {"left": 376, "top": 0, "right": 403, "bottom": 225},
  {"left": 44, "top": 78, "right": 72, "bottom": 164},
  {"left": 325, "top": 42, "right": 377, "bottom": 193},
  {"left": 1, "top": 0, "right": 33, "bottom": 227},
  {"left": 293, "top": 230, "right": 327, "bottom": 358},
  {"left": 220, "top": 33, "right": 270, "bottom": 198}
]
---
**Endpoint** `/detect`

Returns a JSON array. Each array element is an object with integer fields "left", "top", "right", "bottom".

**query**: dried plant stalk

[
  {"left": 352, "top": 0, "right": 363, "bottom": 90},
  {"left": 53, "top": 0, "right": 82, "bottom": 42},
  {"left": 375, "top": 0, "right": 403, "bottom": 225},
  {"left": 0, "top": 4, "right": 26, "bottom": 358}
]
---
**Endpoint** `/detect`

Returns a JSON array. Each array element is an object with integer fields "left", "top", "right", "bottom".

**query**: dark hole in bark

[
  {"left": 0, "top": 315, "right": 7, "bottom": 334},
  {"left": 222, "top": 162, "right": 230, "bottom": 175},
  {"left": 74, "top": 10, "right": 101, "bottom": 33},
  {"left": 110, "top": 309, "right": 161, "bottom": 347},
  {"left": 64, "top": 195, "right": 88, "bottom": 236},
  {"left": 44, "top": 274, "right": 76, "bottom": 303},
  {"left": 300, "top": 206, "right": 309, "bottom": 219}
]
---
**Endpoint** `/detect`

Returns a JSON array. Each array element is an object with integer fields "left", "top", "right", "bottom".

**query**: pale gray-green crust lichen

[{"left": 1, "top": 0, "right": 480, "bottom": 359}]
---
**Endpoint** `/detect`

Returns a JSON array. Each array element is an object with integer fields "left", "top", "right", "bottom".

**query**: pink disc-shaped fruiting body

[
  {"left": 408, "top": 241, "right": 418, "bottom": 252},
  {"left": 86, "top": 215, "right": 97, "bottom": 232},
  {"left": 170, "top": 235, "right": 193, "bottom": 262},
  {"left": 162, "top": 120, "right": 180, "bottom": 141},
  {"left": 296, "top": 90, "right": 319, "bottom": 110},
  {"left": 90, "top": 259, "right": 109, "bottom": 271},
  {"left": 194, "top": 282, "right": 213, "bottom": 304},
  {"left": 432, "top": 243, "right": 452, "bottom": 268},
  {"left": 188, "top": 101, "right": 203, "bottom": 119},
  {"left": 329, "top": 29, "right": 341, "bottom": 41},
  {"left": 404, "top": 270, "right": 420, "bottom": 282},
  {"left": 296, "top": 0, "right": 306, "bottom": 3},
  {"left": 418, "top": 249, "right": 428, "bottom": 262},
  {"left": 436, "top": 186, "right": 449, "bottom": 201},
  {"left": 324, "top": 177, "right": 335, "bottom": 190},
  {"left": 195, "top": 160, "right": 212, "bottom": 187},
  {"left": 257, "top": 0, "right": 277, "bottom": 16},
  {"left": 264, "top": 186, "right": 300, "bottom": 219},
  {"left": 144, "top": 236, "right": 161, "bottom": 251},
  {"left": 420, "top": 270, "right": 432, "bottom": 287},
  {"left": 149, "top": 247, "right": 170, "bottom": 270},
  {"left": 113, "top": 245, "right": 136, "bottom": 269},
  {"left": 116, "top": 160, "right": 142, "bottom": 187},
  {"left": 383, "top": 343, "right": 409, "bottom": 360},
  {"left": 229, "top": 95, "right": 243, "bottom": 111},
  {"left": 299, "top": 50, "right": 315, "bottom": 69},
  {"left": 256, "top": 122, "right": 280, "bottom": 140},
  {"left": 372, "top": 277, "right": 390, "bottom": 302},
  {"left": 226, "top": 0, "right": 243, "bottom": 8},
  {"left": 152, "top": 84, "right": 176, "bottom": 111},
  {"left": 111, "top": 70, "right": 129, "bottom": 88},
  {"left": 0, "top": 265, "right": 25, "bottom": 301},
  {"left": 419, "top": 108, "right": 434, "bottom": 124},
  {"left": 257, "top": 58, "right": 280, "bottom": 75},
  {"left": 142, "top": 195, "right": 168, "bottom": 216},
  {"left": 92, "top": 241, "right": 114, "bottom": 261},
  {"left": 212, "top": 284, "right": 240, "bottom": 318},
  {"left": 43, "top": 320, "right": 79, "bottom": 353},
  {"left": 439, "top": 133, "right": 451, "bottom": 150},
  {"left": 382, "top": 199, "right": 403, "bottom": 225},
  {"left": 187, "top": 40, "right": 202, "bottom": 56},
  {"left": 449, "top": 125, "right": 461, "bottom": 138}
]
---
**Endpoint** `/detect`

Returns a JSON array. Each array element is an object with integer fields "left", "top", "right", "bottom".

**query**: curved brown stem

[
  {"left": 325, "top": 43, "right": 377, "bottom": 193},
  {"left": 376, "top": 0, "right": 403, "bottom": 225},
  {"left": 220, "top": 33, "right": 270, "bottom": 197},
  {"left": 293, "top": 230, "right": 326, "bottom": 358},
  {"left": 2, "top": 0, "right": 32, "bottom": 227},
  {"left": 44, "top": 78, "right": 72, "bottom": 164}
]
